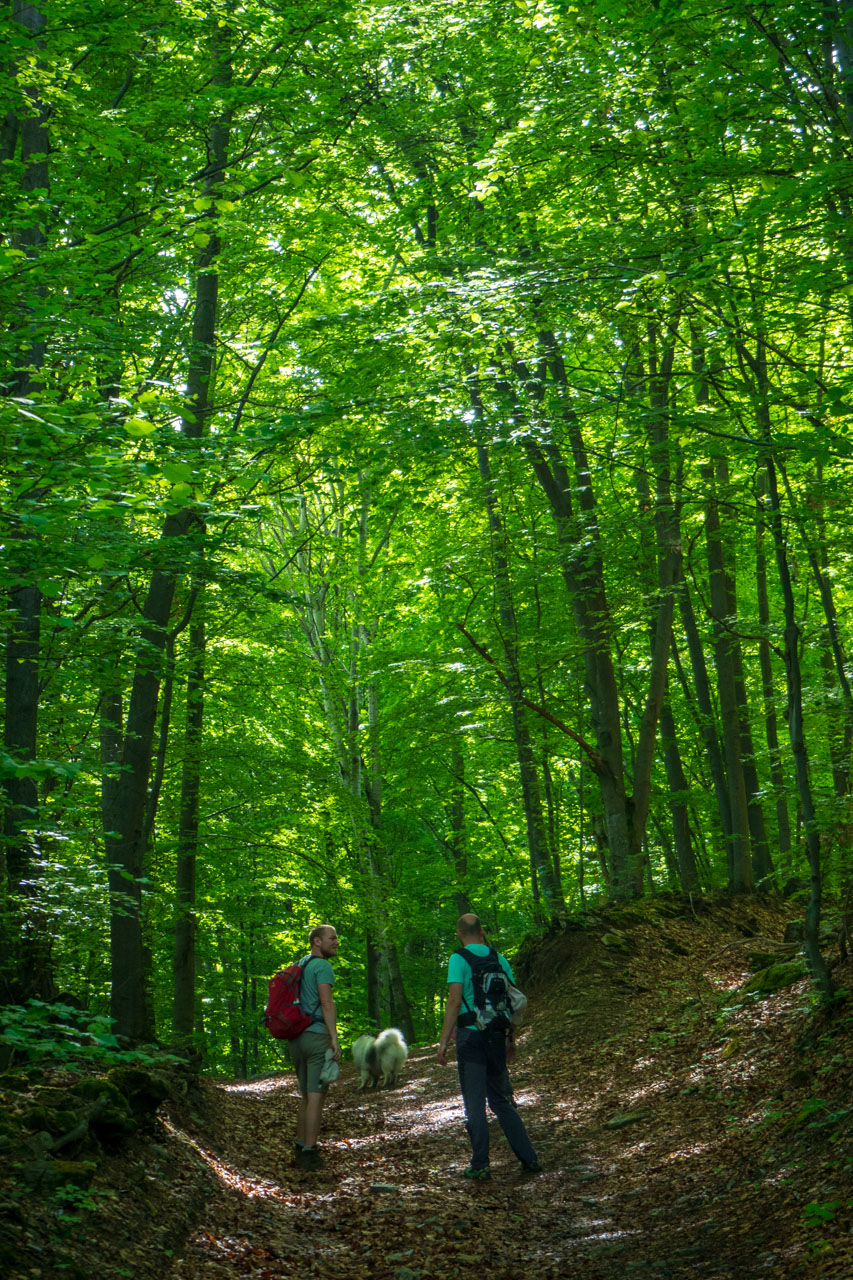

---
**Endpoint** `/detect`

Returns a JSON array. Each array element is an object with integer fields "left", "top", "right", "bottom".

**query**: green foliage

[
  {"left": 3, "top": 0, "right": 851, "bottom": 1069},
  {"left": 802, "top": 1199, "right": 844, "bottom": 1226},
  {"left": 0, "top": 1002, "right": 185, "bottom": 1072}
]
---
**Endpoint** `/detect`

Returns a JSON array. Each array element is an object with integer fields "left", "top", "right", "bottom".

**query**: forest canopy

[{"left": 1, "top": 0, "right": 851, "bottom": 1073}]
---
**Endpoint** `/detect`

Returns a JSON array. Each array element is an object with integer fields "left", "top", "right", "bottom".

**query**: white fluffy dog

[{"left": 352, "top": 1028, "right": 408, "bottom": 1089}]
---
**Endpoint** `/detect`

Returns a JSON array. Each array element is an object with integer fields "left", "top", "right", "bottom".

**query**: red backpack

[{"left": 264, "top": 957, "right": 319, "bottom": 1040}]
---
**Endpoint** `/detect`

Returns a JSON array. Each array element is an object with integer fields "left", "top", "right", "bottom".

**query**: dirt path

[{"left": 156, "top": 901, "right": 852, "bottom": 1280}]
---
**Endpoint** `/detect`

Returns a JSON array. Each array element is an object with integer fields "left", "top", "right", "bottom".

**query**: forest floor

[{"left": 3, "top": 895, "right": 852, "bottom": 1280}]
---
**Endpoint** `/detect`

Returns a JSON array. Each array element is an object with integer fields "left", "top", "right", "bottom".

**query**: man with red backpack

[{"left": 289, "top": 924, "right": 341, "bottom": 1170}]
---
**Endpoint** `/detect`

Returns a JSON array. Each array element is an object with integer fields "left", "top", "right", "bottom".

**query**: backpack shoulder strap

[
  {"left": 298, "top": 954, "right": 322, "bottom": 1019},
  {"left": 453, "top": 947, "right": 477, "bottom": 1015}
]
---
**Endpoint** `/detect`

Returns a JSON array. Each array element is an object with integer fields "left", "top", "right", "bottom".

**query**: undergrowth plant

[{"left": 0, "top": 1001, "right": 185, "bottom": 1072}]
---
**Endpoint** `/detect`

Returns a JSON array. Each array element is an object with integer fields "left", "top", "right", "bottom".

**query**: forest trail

[
  {"left": 151, "top": 899, "right": 851, "bottom": 1280},
  {"left": 7, "top": 898, "right": 850, "bottom": 1280}
]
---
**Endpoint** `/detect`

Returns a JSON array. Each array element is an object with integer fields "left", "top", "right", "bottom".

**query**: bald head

[{"left": 456, "top": 913, "right": 484, "bottom": 941}]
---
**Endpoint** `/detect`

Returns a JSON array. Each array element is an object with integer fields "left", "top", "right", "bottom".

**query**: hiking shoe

[
  {"left": 295, "top": 1146, "right": 324, "bottom": 1171},
  {"left": 520, "top": 1159, "right": 543, "bottom": 1174},
  {"left": 462, "top": 1166, "right": 491, "bottom": 1181}
]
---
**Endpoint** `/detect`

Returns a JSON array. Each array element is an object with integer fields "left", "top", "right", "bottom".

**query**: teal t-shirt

[
  {"left": 299, "top": 954, "right": 334, "bottom": 1034},
  {"left": 447, "top": 944, "right": 514, "bottom": 1022}
]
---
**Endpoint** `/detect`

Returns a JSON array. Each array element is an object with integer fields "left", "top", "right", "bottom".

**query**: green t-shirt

[
  {"left": 446, "top": 944, "right": 514, "bottom": 1022},
  {"left": 299, "top": 954, "right": 334, "bottom": 1034}
]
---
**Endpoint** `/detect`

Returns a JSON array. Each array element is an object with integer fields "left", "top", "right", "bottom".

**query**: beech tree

[{"left": 4, "top": 0, "right": 851, "bottom": 1062}]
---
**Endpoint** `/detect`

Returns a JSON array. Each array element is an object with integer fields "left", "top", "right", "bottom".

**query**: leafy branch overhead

[{"left": 1, "top": 0, "right": 851, "bottom": 1080}]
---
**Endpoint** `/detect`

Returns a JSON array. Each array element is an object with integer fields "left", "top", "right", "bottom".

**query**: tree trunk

[
  {"left": 366, "top": 932, "right": 381, "bottom": 1030},
  {"left": 276, "top": 479, "right": 415, "bottom": 1038},
  {"left": 515, "top": 328, "right": 677, "bottom": 897},
  {"left": 755, "top": 475, "right": 792, "bottom": 875},
  {"left": 510, "top": 341, "right": 634, "bottom": 894},
  {"left": 660, "top": 696, "right": 701, "bottom": 892},
  {"left": 471, "top": 400, "right": 563, "bottom": 920},
  {"left": 173, "top": 603, "right": 205, "bottom": 1048},
  {"left": 364, "top": 676, "right": 415, "bottom": 1042},
  {"left": 104, "top": 27, "right": 231, "bottom": 1040},
  {"left": 763, "top": 454, "right": 834, "bottom": 998},
  {"left": 103, "top": 552, "right": 183, "bottom": 1040},
  {"left": 778, "top": 457, "right": 853, "bottom": 834},
  {"left": 446, "top": 746, "right": 470, "bottom": 915},
  {"left": 628, "top": 320, "right": 682, "bottom": 893},
  {"left": 674, "top": 583, "right": 733, "bottom": 869},
  {"left": 702, "top": 461, "right": 754, "bottom": 892},
  {"left": 2, "top": 1, "right": 51, "bottom": 1002}
]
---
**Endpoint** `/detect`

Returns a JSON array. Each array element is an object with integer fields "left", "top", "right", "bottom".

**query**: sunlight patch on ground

[
  {"left": 552, "top": 1096, "right": 597, "bottom": 1121},
  {"left": 220, "top": 1075, "right": 295, "bottom": 1096},
  {"left": 162, "top": 1117, "right": 282, "bottom": 1200},
  {"left": 624, "top": 1077, "right": 669, "bottom": 1103},
  {"left": 329, "top": 1133, "right": 385, "bottom": 1150},
  {"left": 761, "top": 1164, "right": 799, "bottom": 1187},
  {"left": 665, "top": 1141, "right": 713, "bottom": 1161},
  {"left": 615, "top": 1140, "right": 654, "bottom": 1159},
  {"left": 400, "top": 1096, "right": 464, "bottom": 1125},
  {"left": 341, "top": 1095, "right": 463, "bottom": 1145},
  {"left": 707, "top": 969, "right": 750, "bottom": 993},
  {"left": 576, "top": 1226, "right": 643, "bottom": 1243},
  {"left": 710, "top": 1046, "right": 763, "bottom": 1087}
]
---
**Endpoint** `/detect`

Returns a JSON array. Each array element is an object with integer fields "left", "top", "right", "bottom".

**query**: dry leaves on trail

[
  {"left": 159, "top": 899, "right": 850, "bottom": 1280},
  {"left": 5, "top": 897, "right": 850, "bottom": 1280}
]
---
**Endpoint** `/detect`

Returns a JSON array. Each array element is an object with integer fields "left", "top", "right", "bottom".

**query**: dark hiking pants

[{"left": 455, "top": 1025, "right": 538, "bottom": 1170}]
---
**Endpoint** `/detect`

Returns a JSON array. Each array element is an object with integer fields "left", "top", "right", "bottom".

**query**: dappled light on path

[
  {"left": 161, "top": 901, "right": 851, "bottom": 1280},
  {"left": 162, "top": 1115, "right": 285, "bottom": 1201}
]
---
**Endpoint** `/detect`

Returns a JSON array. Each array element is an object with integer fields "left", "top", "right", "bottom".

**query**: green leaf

[
  {"left": 124, "top": 418, "right": 156, "bottom": 438},
  {"left": 162, "top": 462, "right": 194, "bottom": 483}
]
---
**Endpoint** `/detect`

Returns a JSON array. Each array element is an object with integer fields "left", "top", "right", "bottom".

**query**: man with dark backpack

[
  {"left": 286, "top": 924, "right": 341, "bottom": 1170},
  {"left": 436, "top": 913, "right": 541, "bottom": 1180}
]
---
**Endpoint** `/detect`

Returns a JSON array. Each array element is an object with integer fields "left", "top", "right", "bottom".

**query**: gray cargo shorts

[{"left": 290, "top": 1029, "right": 331, "bottom": 1094}]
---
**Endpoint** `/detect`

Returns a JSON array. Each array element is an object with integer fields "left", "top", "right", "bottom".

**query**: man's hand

[
  {"left": 330, "top": 1036, "right": 342, "bottom": 1063},
  {"left": 437, "top": 983, "right": 462, "bottom": 1068}
]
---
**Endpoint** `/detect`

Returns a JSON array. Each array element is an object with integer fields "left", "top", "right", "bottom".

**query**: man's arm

[
  {"left": 436, "top": 982, "right": 463, "bottom": 1065},
  {"left": 317, "top": 983, "right": 341, "bottom": 1061}
]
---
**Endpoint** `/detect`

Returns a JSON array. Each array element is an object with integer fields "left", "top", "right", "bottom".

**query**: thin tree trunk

[
  {"left": 470, "top": 396, "right": 563, "bottom": 920},
  {"left": 366, "top": 932, "right": 381, "bottom": 1030},
  {"left": 674, "top": 583, "right": 733, "bottom": 869},
  {"left": 2, "top": 1, "right": 51, "bottom": 1001},
  {"left": 446, "top": 746, "right": 470, "bottom": 915},
  {"left": 365, "top": 673, "right": 415, "bottom": 1042},
  {"left": 660, "top": 696, "right": 701, "bottom": 891},
  {"left": 763, "top": 454, "right": 834, "bottom": 998},
  {"left": 702, "top": 461, "right": 754, "bottom": 892},
  {"left": 173, "top": 603, "right": 205, "bottom": 1048},
  {"left": 745, "top": 329, "right": 832, "bottom": 993},
  {"left": 755, "top": 474, "right": 792, "bottom": 874}
]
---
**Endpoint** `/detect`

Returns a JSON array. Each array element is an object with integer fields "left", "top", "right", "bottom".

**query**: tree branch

[{"left": 454, "top": 623, "right": 607, "bottom": 774}]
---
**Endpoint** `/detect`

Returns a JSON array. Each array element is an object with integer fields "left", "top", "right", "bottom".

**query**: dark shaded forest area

[{"left": 2, "top": 0, "right": 853, "bottom": 1273}]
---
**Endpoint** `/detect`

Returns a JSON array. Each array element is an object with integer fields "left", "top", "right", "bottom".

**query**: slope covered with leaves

[{"left": 2, "top": 895, "right": 850, "bottom": 1279}]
